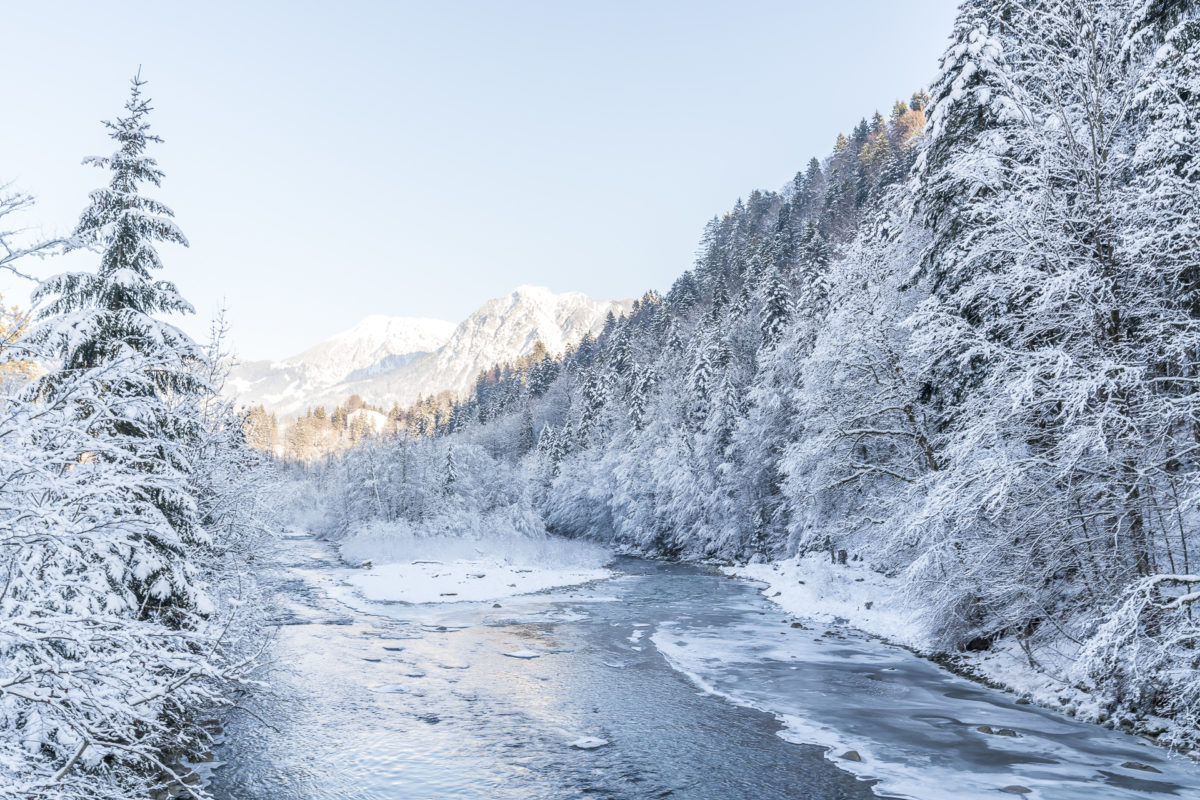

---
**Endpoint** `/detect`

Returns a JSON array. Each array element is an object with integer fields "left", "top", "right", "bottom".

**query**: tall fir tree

[
  {"left": 759, "top": 265, "right": 792, "bottom": 349},
  {"left": 914, "top": 0, "right": 1020, "bottom": 293},
  {"left": 29, "top": 72, "right": 208, "bottom": 615}
]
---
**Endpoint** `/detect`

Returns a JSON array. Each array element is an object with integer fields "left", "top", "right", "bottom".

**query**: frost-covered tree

[
  {"left": 795, "top": 221, "right": 831, "bottom": 317},
  {"left": 443, "top": 445, "right": 458, "bottom": 495},
  {"left": 626, "top": 363, "right": 656, "bottom": 431},
  {"left": 783, "top": 196, "right": 935, "bottom": 556},
  {"left": 914, "top": 0, "right": 1021, "bottom": 293},
  {"left": 1069, "top": 1, "right": 1200, "bottom": 735},
  {"left": 575, "top": 369, "right": 610, "bottom": 446},
  {"left": 759, "top": 264, "right": 792, "bottom": 349},
  {"left": 0, "top": 373, "right": 227, "bottom": 800},
  {"left": 686, "top": 327, "right": 718, "bottom": 427},
  {"left": 518, "top": 403, "right": 536, "bottom": 453},
  {"left": 0, "top": 80, "right": 272, "bottom": 798},
  {"left": 903, "top": 0, "right": 1200, "bottom": 661},
  {"left": 28, "top": 73, "right": 207, "bottom": 615}
]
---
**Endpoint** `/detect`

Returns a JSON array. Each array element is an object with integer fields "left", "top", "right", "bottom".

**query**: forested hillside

[{"left": 326, "top": 0, "right": 1200, "bottom": 747}]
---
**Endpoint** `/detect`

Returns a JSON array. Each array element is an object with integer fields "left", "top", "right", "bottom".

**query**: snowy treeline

[
  {"left": 1, "top": 77, "right": 273, "bottom": 798},
  {"left": 325, "top": 0, "right": 1200, "bottom": 746},
  {"left": 328, "top": 433, "right": 545, "bottom": 541}
]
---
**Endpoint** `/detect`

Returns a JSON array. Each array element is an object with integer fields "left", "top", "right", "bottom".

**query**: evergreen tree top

[
  {"left": 31, "top": 71, "right": 198, "bottom": 378},
  {"left": 74, "top": 71, "right": 189, "bottom": 273}
]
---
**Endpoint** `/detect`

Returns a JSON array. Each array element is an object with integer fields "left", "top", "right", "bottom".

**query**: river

[{"left": 207, "top": 532, "right": 1200, "bottom": 799}]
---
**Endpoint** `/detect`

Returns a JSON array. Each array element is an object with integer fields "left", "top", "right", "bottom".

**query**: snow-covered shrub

[
  {"left": 0, "top": 362, "right": 263, "bottom": 800},
  {"left": 1076, "top": 575, "right": 1200, "bottom": 744}
]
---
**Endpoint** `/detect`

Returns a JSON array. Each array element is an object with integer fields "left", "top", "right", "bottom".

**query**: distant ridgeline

[
  {"left": 322, "top": 2, "right": 1200, "bottom": 748},
  {"left": 237, "top": 286, "right": 632, "bottom": 460},
  {"left": 249, "top": 339, "right": 559, "bottom": 460}
]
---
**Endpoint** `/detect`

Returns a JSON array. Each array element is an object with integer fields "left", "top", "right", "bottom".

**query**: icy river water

[{"left": 208, "top": 533, "right": 1200, "bottom": 800}]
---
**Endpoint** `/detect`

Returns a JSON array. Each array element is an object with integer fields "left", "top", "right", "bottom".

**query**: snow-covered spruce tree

[
  {"left": 575, "top": 368, "right": 610, "bottom": 446},
  {"left": 28, "top": 73, "right": 207, "bottom": 618},
  {"left": 913, "top": 0, "right": 1020, "bottom": 292},
  {"left": 0, "top": 362, "right": 236, "bottom": 800},
  {"left": 795, "top": 221, "right": 832, "bottom": 318},
  {"left": 909, "top": 0, "right": 1026, "bottom": 435},
  {"left": 759, "top": 264, "right": 792, "bottom": 349},
  {"left": 685, "top": 324, "right": 718, "bottom": 429},
  {"left": 0, "top": 78, "right": 267, "bottom": 800},
  {"left": 626, "top": 363, "right": 656, "bottom": 431},
  {"left": 442, "top": 444, "right": 458, "bottom": 495}
]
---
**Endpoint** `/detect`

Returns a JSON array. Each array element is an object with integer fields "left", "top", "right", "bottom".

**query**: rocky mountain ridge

[{"left": 226, "top": 286, "right": 632, "bottom": 415}]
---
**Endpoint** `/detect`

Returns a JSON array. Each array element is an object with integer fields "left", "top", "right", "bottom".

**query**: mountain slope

[
  {"left": 226, "top": 316, "right": 455, "bottom": 414},
  {"left": 286, "top": 315, "right": 457, "bottom": 385},
  {"left": 380, "top": 285, "right": 633, "bottom": 401},
  {"left": 227, "top": 287, "right": 632, "bottom": 415}
]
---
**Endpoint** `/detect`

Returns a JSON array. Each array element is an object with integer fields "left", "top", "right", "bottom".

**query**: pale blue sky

[{"left": 1, "top": 1, "right": 960, "bottom": 360}]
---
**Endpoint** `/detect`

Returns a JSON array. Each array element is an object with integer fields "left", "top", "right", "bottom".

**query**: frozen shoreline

[
  {"left": 336, "top": 523, "right": 615, "bottom": 605},
  {"left": 729, "top": 556, "right": 1199, "bottom": 760},
  {"left": 346, "top": 559, "right": 613, "bottom": 604}
]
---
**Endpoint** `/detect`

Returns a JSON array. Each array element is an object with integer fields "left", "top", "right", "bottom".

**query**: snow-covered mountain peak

[
  {"left": 510, "top": 284, "right": 553, "bottom": 299},
  {"left": 507, "top": 284, "right": 590, "bottom": 303},
  {"left": 276, "top": 315, "right": 455, "bottom": 384},
  {"left": 285, "top": 315, "right": 454, "bottom": 364},
  {"left": 453, "top": 287, "right": 620, "bottom": 358},
  {"left": 226, "top": 287, "right": 632, "bottom": 416}
]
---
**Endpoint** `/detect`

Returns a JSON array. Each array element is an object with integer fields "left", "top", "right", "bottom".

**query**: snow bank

[
  {"left": 340, "top": 521, "right": 613, "bottom": 605},
  {"left": 731, "top": 555, "right": 1200, "bottom": 756},
  {"left": 347, "top": 559, "right": 612, "bottom": 605},
  {"left": 730, "top": 555, "right": 926, "bottom": 646}
]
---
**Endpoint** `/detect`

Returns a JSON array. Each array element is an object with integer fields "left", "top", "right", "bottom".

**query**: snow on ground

[
  {"left": 348, "top": 560, "right": 612, "bottom": 604},
  {"left": 731, "top": 555, "right": 925, "bottom": 646},
  {"left": 730, "top": 555, "right": 1200, "bottom": 757},
  {"left": 339, "top": 523, "right": 613, "bottom": 605}
]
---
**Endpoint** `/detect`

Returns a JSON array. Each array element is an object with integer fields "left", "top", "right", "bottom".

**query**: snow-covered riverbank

[
  {"left": 731, "top": 557, "right": 1200, "bottom": 760},
  {"left": 338, "top": 523, "right": 614, "bottom": 604}
]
